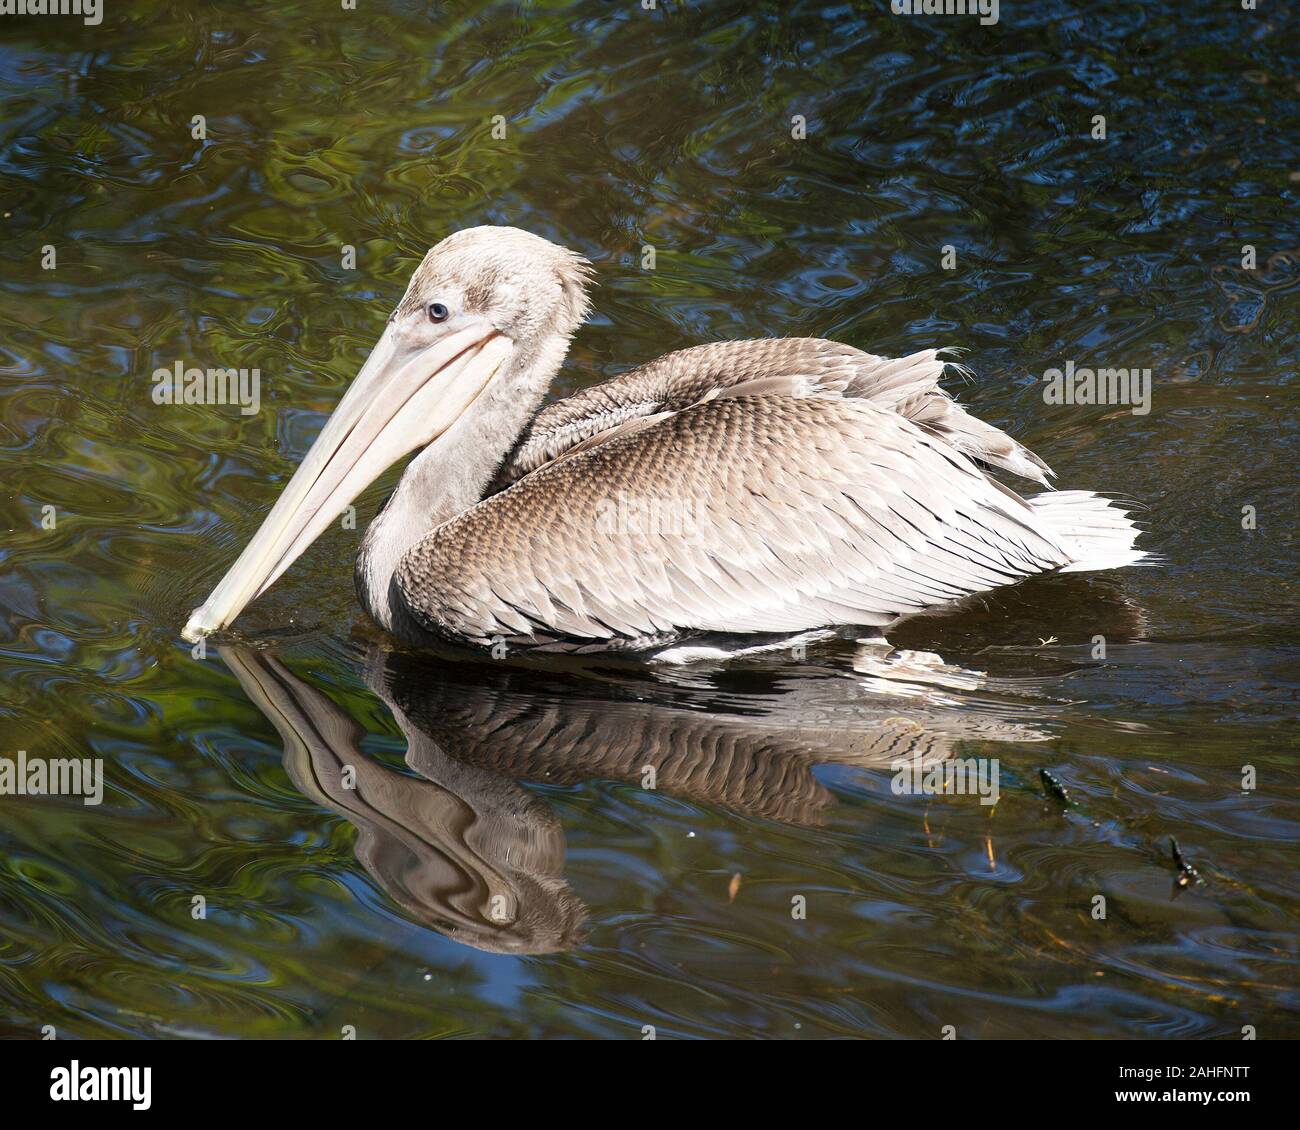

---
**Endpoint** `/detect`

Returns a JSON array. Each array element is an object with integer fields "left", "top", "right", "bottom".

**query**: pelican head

[{"left": 182, "top": 226, "right": 592, "bottom": 642}]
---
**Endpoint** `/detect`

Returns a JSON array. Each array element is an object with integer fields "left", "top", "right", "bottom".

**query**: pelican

[{"left": 184, "top": 226, "right": 1151, "bottom": 657}]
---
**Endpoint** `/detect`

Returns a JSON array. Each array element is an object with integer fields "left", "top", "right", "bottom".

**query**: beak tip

[{"left": 182, "top": 612, "right": 213, "bottom": 644}]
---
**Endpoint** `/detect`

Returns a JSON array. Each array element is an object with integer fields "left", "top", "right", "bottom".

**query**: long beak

[{"left": 182, "top": 321, "right": 512, "bottom": 641}]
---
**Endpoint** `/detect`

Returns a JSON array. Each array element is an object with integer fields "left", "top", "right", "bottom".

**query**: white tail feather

[{"left": 1028, "top": 490, "right": 1155, "bottom": 572}]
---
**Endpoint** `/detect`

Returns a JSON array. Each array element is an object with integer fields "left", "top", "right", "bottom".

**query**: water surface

[{"left": 1, "top": 0, "right": 1298, "bottom": 1039}]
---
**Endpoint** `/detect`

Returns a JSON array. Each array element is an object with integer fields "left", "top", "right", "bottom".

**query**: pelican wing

[
  {"left": 494, "top": 338, "right": 1051, "bottom": 488},
  {"left": 396, "top": 387, "right": 1113, "bottom": 651}
]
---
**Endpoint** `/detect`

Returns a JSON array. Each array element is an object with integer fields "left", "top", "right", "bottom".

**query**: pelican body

[{"left": 183, "top": 226, "right": 1149, "bottom": 656}]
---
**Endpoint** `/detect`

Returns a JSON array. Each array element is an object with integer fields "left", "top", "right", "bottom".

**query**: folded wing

[
  {"left": 494, "top": 337, "right": 1052, "bottom": 488},
  {"left": 396, "top": 368, "right": 1122, "bottom": 650}
]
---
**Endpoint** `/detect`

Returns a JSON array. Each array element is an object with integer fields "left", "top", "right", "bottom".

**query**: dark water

[{"left": 2, "top": 0, "right": 1298, "bottom": 1039}]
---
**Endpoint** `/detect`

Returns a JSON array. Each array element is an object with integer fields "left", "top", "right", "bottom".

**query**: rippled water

[{"left": 1, "top": 1, "right": 1298, "bottom": 1039}]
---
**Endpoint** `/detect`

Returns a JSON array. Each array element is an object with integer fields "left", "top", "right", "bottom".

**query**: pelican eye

[{"left": 427, "top": 302, "right": 450, "bottom": 323}]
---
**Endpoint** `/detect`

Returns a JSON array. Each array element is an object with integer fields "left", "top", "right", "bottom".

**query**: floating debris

[
  {"left": 1040, "top": 768, "right": 1072, "bottom": 805},
  {"left": 1170, "top": 837, "right": 1202, "bottom": 887}
]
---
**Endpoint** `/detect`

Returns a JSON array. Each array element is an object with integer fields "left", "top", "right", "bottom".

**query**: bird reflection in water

[{"left": 221, "top": 600, "right": 1132, "bottom": 955}]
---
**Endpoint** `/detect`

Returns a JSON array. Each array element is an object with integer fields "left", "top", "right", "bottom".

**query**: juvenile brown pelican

[{"left": 184, "top": 226, "right": 1150, "bottom": 657}]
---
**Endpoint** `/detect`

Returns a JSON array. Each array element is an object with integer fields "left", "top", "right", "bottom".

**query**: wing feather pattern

[
  {"left": 494, "top": 338, "right": 1051, "bottom": 489},
  {"left": 397, "top": 388, "right": 1087, "bottom": 651}
]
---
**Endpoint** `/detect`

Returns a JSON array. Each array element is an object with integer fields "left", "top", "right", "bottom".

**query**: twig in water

[
  {"left": 1040, "top": 768, "right": 1072, "bottom": 806},
  {"left": 1170, "top": 836, "right": 1202, "bottom": 887}
]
